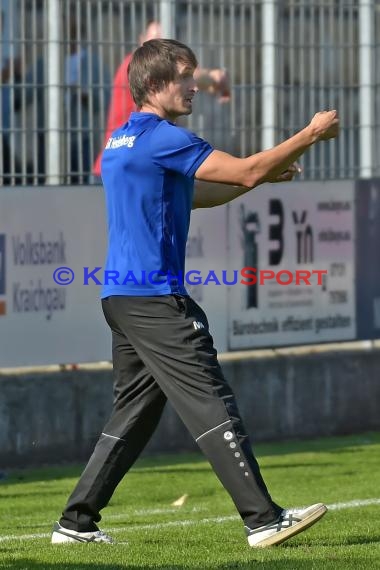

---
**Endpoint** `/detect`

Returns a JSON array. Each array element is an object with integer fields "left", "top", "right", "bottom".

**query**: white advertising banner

[
  {"left": 187, "top": 204, "right": 228, "bottom": 352},
  {"left": 0, "top": 181, "right": 356, "bottom": 366},
  {"left": 227, "top": 181, "right": 356, "bottom": 349},
  {"left": 0, "top": 187, "right": 110, "bottom": 367},
  {"left": 0, "top": 187, "right": 228, "bottom": 367}
]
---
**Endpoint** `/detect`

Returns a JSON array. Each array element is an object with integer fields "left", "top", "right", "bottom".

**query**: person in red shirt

[{"left": 93, "top": 21, "right": 231, "bottom": 176}]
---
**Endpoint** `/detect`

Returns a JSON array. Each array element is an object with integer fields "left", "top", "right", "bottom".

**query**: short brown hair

[{"left": 128, "top": 39, "right": 198, "bottom": 107}]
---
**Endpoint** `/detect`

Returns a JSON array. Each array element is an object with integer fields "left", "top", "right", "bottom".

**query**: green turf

[{"left": 0, "top": 433, "right": 379, "bottom": 569}]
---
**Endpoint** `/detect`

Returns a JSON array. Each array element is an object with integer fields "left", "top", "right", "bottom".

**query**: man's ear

[{"left": 148, "top": 80, "right": 161, "bottom": 94}]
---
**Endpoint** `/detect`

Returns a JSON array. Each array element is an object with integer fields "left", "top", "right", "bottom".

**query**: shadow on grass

[
  {"left": 0, "top": 490, "right": 67, "bottom": 500},
  {"left": 2, "top": 431, "right": 379, "bottom": 487},
  {"left": 310, "top": 534, "right": 380, "bottom": 547},
  {"left": 0, "top": 460, "right": 346, "bottom": 488},
  {"left": 0, "top": 562, "right": 125, "bottom": 570},
  {"left": 0, "top": 560, "right": 372, "bottom": 570},
  {"left": 253, "top": 432, "right": 380, "bottom": 458}
]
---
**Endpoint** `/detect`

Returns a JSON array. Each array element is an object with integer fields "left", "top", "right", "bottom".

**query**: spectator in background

[
  {"left": 0, "top": 1, "right": 22, "bottom": 185},
  {"left": 65, "top": 7, "right": 110, "bottom": 184},
  {"left": 22, "top": 57, "right": 46, "bottom": 184},
  {"left": 93, "top": 20, "right": 231, "bottom": 177},
  {"left": 18, "top": 5, "right": 110, "bottom": 186},
  {"left": 1, "top": 62, "right": 14, "bottom": 185}
]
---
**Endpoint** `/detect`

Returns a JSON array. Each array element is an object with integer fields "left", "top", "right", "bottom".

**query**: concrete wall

[{"left": 1, "top": 346, "right": 379, "bottom": 468}]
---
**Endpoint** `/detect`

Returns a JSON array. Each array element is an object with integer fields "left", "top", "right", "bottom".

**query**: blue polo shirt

[{"left": 100, "top": 112, "right": 213, "bottom": 297}]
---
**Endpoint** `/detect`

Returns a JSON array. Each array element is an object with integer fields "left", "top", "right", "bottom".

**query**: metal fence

[{"left": 0, "top": 0, "right": 378, "bottom": 185}]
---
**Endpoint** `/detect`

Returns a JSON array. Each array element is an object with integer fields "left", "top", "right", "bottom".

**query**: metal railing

[{"left": 0, "top": 0, "right": 378, "bottom": 185}]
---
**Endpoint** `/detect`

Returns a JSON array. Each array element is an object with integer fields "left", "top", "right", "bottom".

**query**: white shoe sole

[
  {"left": 51, "top": 531, "right": 84, "bottom": 544},
  {"left": 51, "top": 519, "right": 114, "bottom": 544},
  {"left": 248, "top": 503, "right": 327, "bottom": 548}
]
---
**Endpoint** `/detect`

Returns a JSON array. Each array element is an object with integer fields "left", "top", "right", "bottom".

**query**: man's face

[{"left": 152, "top": 62, "right": 198, "bottom": 121}]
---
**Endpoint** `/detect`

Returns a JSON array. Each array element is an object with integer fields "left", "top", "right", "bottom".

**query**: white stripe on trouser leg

[
  {"left": 101, "top": 432, "right": 126, "bottom": 442},
  {"left": 195, "top": 420, "right": 232, "bottom": 442},
  {"left": 191, "top": 420, "right": 281, "bottom": 528}
]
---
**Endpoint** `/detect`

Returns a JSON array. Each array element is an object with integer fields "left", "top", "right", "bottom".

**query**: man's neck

[{"left": 139, "top": 103, "right": 177, "bottom": 123}]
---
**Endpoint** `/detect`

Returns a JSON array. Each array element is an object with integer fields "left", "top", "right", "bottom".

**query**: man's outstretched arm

[
  {"left": 192, "top": 165, "right": 299, "bottom": 209},
  {"left": 193, "top": 110, "right": 339, "bottom": 209}
]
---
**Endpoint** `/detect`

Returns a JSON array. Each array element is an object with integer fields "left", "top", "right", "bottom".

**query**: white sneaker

[
  {"left": 51, "top": 521, "right": 114, "bottom": 544},
  {"left": 246, "top": 503, "right": 327, "bottom": 548}
]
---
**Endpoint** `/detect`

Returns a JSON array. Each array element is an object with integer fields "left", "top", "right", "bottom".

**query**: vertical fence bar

[
  {"left": 348, "top": 2, "right": 356, "bottom": 178},
  {"left": 8, "top": 0, "right": 17, "bottom": 183},
  {"left": 310, "top": 2, "right": 317, "bottom": 178},
  {"left": 250, "top": 1, "right": 258, "bottom": 155},
  {"left": 19, "top": 0, "right": 27, "bottom": 182},
  {"left": 160, "top": 0, "right": 174, "bottom": 39},
  {"left": 359, "top": 0, "right": 374, "bottom": 178},
  {"left": 338, "top": 1, "right": 345, "bottom": 178},
  {"left": 0, "top": 1, "right": 3, "bottom": 183},
  {"left": 240, "top": 2, "right": 247, "bottom": 156},
  {"left": 375, "top": 4, "right": 380, "bottom": 176},
  {"left": 261, "top": 0, "right": 276, "bottom": 150},
  {"left": 86, "top": 0, "right": 93, "bottom": 183},
  {"left": 46, "top": 0, "right": 61, "bottom": 184},
  {"left": 30, "top": 0, "right": 38, "bottom": 183}
]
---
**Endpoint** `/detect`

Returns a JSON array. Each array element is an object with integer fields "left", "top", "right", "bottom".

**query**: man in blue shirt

[
  {"left": 100, "top": 112, "right": 212, "bottom": 297},
  {"left": 52, "top": 39, "right": 339, "bottom": 547}
]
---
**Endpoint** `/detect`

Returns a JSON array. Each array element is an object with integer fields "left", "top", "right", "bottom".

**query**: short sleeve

[{"left": 151, "top": 123, "right": 213, "bottom": 178}]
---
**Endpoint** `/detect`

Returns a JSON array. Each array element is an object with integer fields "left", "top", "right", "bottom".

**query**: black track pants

[{"left": 60, "top": 295, "right": 282, "bottom": 531}]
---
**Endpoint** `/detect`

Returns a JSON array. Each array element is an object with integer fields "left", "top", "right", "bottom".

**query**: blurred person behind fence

[
  {"left": 0, "top": 1, "right": 22, "bottom": 185},
  {"left": 65, "top": 5, "right": 110, "bottom": 184}
]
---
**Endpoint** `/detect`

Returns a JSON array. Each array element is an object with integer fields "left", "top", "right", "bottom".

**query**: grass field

[{"left": 0, "top": 432, "right": 379, "bottom": 569}]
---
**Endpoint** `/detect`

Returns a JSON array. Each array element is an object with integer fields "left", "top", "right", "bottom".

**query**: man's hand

[
  {"left": 194, "top": 67, "right": 231, "bottom": 102},
  {"left": 308, "top": 110, "right": 339, "bottom": 142},
  {"left": 208, "top": 68, "right": 231, "bottom": 102},
  {"left": 266, "top": 163, "right": 302, "bottom": 183}
]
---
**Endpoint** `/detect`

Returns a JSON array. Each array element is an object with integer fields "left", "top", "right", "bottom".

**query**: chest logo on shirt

[{"left": 105, "top": 135, "right": 136, "bottom": 150}]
